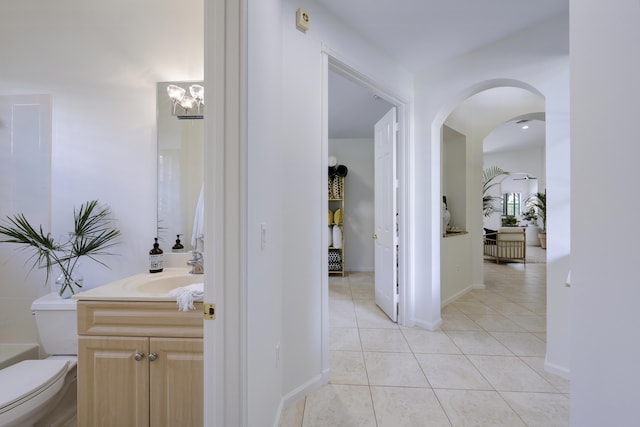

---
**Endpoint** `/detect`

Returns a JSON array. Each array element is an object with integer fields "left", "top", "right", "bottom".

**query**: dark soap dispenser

[
  {"left": 149, "top": 237, "right": 164, "bottom": 273},
  {"left": 172, "top": 234, "right": 185, "bottom": 252}
]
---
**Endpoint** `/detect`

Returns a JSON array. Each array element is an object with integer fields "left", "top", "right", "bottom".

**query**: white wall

[
  {"left": 570, "top": 2, "right": 640, "bottom": 425},
  {"left": 277, "top": 0, "right": 414, "bottom": 415},
  {"left": 441, "top": 125, "right": 474, "bottom": 304},
  {"left": 441, "top": 234, "right": 473, "bottom": 305},
  {"left": 0, "top": 95, "right": 51, "bottom": 344},
  {"left": 442, "top": 125, "right": 467, "bottom": 232},
  {"left": 329, "top": 139, "right": 374, "bottom": 272},
  {"left": 413, "top": 13, "right": 570, "bottom": 372},
  {"left": 247, "top": 0, "right": 285, "bottom": 424},
  {"left": 0, "top": 0, "right": 203, "bottom": 343}
]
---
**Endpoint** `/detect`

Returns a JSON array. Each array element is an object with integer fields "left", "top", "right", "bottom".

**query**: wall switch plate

[
  {"left": 296, "top": 8, "right": 310, "bottom": 32},
  {"left": 260, "top": 222, "right": 267, "bottom": 250}
]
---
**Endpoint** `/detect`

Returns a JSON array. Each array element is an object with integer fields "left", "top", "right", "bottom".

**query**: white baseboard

[
  {"left": 442, "top": 284, "right": 482, "bottom": 307},
  {"left": 544, "top": 357, "right": 571, "bottom": 380},
  {"left": 273, "top": 371, "right": 328, "bottom": 427},
  {"left": 414, "top": 317, "right": 443, "bottom": 331}
]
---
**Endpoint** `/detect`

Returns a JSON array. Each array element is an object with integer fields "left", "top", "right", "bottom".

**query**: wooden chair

[{"left": 483, "top": 227, "right": 526, "bottom": 264}]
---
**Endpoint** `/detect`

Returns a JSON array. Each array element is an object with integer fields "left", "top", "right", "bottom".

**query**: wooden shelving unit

[{"left": 329, "top": 175, "right": 345, "bottom": 276}]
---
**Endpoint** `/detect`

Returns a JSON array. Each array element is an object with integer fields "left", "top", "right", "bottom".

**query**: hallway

[{"left": 281, "top": 247, "right": 569, "bottom": 426}]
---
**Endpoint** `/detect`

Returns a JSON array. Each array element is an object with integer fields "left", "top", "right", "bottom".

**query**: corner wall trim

[
  {"left": 544, "top": 357, "right": 571, "bottom": 380},
  {"left": 415, "top": 318, "right": 443, "bottom": 331},
  {"left": 273, "top": 373, "right": 327, "bottom": 427}
]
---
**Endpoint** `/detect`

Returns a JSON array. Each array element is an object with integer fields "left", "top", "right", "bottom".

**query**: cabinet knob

[
  {"left": 148, "top": 352, "right": 159, "bottom": 362},
  {"left": 373, "top": 234, "right": 378, "bottom": 240},
  {"left": 134, "top": 352, "right": 145, "bottom": 361}
]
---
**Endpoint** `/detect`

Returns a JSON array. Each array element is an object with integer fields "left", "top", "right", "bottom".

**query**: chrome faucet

[{"left": 187, "top": 251, "right": 204, "bottom": 274}]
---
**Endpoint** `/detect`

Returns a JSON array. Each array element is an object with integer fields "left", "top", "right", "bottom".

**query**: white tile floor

[{"left": 280, "top": 247, "right": 569, "bottom": 427}]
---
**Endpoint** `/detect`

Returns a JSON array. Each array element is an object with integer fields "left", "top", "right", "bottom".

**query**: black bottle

[
  {"left": 149, "top": 238, "right": 164, "bottom": 273},
  {"left": 172, "top": 234, "right": 185, "bottom": 252}
]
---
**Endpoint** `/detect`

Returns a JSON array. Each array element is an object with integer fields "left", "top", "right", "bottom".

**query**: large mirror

[{"left": 157, "top": 81, "right": 204, "bottom": 252}]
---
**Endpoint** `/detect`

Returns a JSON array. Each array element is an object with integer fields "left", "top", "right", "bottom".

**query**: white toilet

[{"left": 0, "top": 293, "right": 78, "bottom": 427}]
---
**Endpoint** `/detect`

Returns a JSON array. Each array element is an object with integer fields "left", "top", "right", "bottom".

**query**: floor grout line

[{"left": 286, "top": 254, "right": 568, "bottom": 426}]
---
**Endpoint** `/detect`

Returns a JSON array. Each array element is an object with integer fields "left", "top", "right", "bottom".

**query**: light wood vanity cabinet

[{"left": 77, "top": 301, "right": 204, "bottom": 427}]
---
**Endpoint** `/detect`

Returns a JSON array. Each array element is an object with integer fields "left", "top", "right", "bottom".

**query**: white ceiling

[
  {"left": 324, "top": 0, "right": 568, "bottom": 149},
  {"left": 317, "top": 0, "right": 569, "bottom": 72},
  {"left": 328, "top": 71, "right": 393, "bottom": 139},
  {"left": 483, "top": 117, "right": 545, "bottom": 154}
]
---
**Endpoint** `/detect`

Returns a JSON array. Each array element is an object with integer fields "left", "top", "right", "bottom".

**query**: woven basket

[{"left": 331, "top": 176, "right": 343, "bottom": 199}]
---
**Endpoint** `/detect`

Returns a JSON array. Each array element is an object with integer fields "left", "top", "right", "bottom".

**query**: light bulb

[
  {"left": 179, "top": 95, "right": 196, "bottom": 112},
  {"left": 166, "top": 84, "right": 186, "bottom": 102},
  {"left": 189, "top": 84, "right": 204, "bottom": 102},
  {"left": 166, "top": 84, "right": 186, "bottom": 115},
  {"left": 190, "top": 84, "right": 204, "bottom": 114}
]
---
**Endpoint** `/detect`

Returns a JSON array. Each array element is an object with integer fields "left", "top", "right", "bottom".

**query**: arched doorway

[{"left": 436, "top": 82, "right": 546, "bottom": 313}]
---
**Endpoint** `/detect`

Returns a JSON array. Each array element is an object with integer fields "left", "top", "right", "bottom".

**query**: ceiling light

[{"left": 522, "top": 125, "right": 529, "bottom": 130}]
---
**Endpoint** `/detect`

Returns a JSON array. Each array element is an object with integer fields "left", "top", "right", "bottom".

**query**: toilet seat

[{"left": 0, "top": 359, "right": 69, "bottom": 414}]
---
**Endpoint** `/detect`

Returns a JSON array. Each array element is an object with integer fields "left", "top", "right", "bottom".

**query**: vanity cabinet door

[
  {"left": 78, "top": 336, "right": 150, "bottom": 427},
  {"left": 149, "top": 337, "right": 204, "bottom": 427}
]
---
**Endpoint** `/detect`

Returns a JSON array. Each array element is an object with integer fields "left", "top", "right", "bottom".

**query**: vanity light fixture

[{"left": 166, "top": 83, "right": 204, "bottom": 119}]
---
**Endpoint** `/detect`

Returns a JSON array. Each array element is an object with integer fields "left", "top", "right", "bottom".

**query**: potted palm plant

[
  {"left": 0, "top": 200, "right": 121, "bottom": 297},
  {"left": 483, "top": 166, "right": 509, "bottom": 217},
  {"left": 527, "top": 191, "right": 547, "bottom": 248}
]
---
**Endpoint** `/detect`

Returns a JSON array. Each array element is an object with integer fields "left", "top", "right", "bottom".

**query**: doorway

[
  {"left": 322, "top": 48, "right": 414, "bottom": 332},
  {"left": 438, "top": 85, "right": 547, "bottom": 311},
  {"left": 327, "top": 67, "right": 398, "bottom": 320},
  {"left": 321, "top": 51, "right": 414, "bottom": 386}
]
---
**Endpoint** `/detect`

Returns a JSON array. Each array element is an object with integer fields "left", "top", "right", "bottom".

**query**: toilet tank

[{"left": 31, "top": 293, "right": 78, "bottom": 355}]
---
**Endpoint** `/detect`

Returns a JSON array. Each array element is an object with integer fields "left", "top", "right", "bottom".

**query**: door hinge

[{"left": 204, "top": 303, "right": 216, "bottom": 320}]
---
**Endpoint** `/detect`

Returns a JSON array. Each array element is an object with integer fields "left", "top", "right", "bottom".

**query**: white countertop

[{"left": 72, "top": 268, "right": 204, "bottom": 302}]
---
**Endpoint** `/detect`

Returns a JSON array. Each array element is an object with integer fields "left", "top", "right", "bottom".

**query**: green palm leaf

[
  {"left": 482, "top": 166, "right": 509, "bottom": 217},
  {"left": 526, "top": 191, "right": 547, "bottom": 232},
  {"left": 0, "top": 200, "right": 121, "bottom": 295}
]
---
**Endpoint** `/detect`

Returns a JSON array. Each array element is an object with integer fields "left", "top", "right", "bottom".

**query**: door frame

[{"left": 320, "top": 45, "right": 414, "bottom": 378}]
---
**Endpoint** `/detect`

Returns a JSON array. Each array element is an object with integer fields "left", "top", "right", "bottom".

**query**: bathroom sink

[
  {"left": 125, "top": 271, "right": 203, "bottom": 295},
  {"left": 73, "top": 268, "right": 204, "bottom": 302}
]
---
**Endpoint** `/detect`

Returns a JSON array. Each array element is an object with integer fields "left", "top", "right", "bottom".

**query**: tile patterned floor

[{"left": 280, "top": 247, "right": 569, "bottom": 426}]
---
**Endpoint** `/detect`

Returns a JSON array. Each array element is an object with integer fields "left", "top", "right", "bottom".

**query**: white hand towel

[
  {"left": 192, "top": 184, "right": 205, "bottom": 250},
  {"left": 169, "top": 283, "right": 204, "bottom": 311}
]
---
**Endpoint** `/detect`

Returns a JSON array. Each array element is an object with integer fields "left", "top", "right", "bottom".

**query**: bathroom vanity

[{"left": 74, "top": 268, "right": 204, "bottom": 426}]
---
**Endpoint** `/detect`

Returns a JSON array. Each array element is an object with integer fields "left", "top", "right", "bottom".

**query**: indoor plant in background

[
  {"left": 0, "top": 200, "right": 121, "bottom": 298},
  {"left": 521, "top": 206, "right": 539, "bottom": 245},
  {"left": 527, "top": 190, "right": 547, "bottom": 248},
  {"left": 482, "top": 166, "right": 509, "bottom": 217},
  {"left": 502, "top": 215, "right": 519, "bottom": 227},
  {"left": 521, "top": 207, "right": 538, "bottom": 225}
]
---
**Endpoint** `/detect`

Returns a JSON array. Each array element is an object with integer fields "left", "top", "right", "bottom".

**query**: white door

[{"left": 374, "top": 107, "right": 398, "bottom": 322}]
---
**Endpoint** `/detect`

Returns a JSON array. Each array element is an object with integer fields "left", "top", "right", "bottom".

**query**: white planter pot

[{"left": 525, "top": 225, "right": 540, "bottom": 246}]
